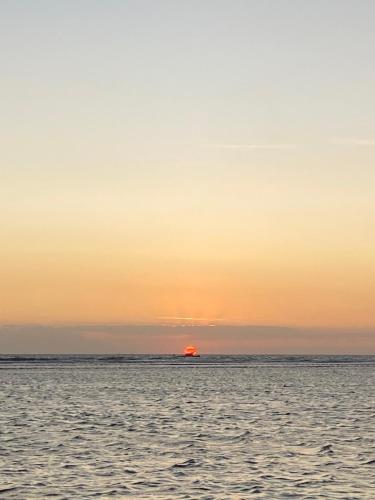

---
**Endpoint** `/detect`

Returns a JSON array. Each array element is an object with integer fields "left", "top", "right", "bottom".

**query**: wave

[{"left": 0, "top": 354, "right": 374, "bottom": 368}]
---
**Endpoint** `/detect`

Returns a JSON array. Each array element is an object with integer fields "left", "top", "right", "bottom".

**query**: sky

[{"left": 1, "top": 1, "right": 374, "bottom": 353}]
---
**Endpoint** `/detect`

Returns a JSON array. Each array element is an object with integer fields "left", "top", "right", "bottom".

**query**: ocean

[{"left": 1, "top": 355, "right": 374, "bottom": 499}]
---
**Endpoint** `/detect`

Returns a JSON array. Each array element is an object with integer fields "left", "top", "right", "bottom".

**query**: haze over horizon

[{"left": 1, "top": 1, "right": 375, "bottom": 353}]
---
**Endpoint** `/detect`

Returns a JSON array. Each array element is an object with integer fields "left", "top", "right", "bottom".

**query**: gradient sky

[{"left": 1, "top": 1, "right": 375, "bottom": 353}]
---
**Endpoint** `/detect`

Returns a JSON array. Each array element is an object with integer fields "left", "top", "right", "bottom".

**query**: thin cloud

[
  {"left": 330, "top": 138, "right": 375, "bottom": 147},
  {"left": 209, "top": 143, "right": 298, "bottom": 150},
  {"left": 158, "top": 316, "right": 223, "bottom": 320}
]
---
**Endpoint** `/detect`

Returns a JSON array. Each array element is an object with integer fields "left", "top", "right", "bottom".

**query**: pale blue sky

[{"left": 2, "top": 0, "right": 375, "bottom": 163}]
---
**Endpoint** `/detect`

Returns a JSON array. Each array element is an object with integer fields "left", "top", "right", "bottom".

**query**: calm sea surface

[{"left": 1, "top": 355, "right": 374, "bottom": 499}]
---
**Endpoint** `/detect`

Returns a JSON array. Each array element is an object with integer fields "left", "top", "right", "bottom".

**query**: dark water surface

[{"left": 1, "top": 355, "right": 374, "bottom": 499}]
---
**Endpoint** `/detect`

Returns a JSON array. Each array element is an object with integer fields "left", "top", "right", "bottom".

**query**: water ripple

[{"left": 0, "top": 356, "right": 374, "bottom": 498}]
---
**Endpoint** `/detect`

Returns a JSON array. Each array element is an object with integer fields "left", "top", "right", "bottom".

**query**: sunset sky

[{"left": 1, "top": 1, "right": 374, "bottom": 353}]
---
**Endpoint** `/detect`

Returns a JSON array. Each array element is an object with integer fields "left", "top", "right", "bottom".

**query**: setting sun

[{"left": 183, "top": 345, "right": 200, "bottom": 357}]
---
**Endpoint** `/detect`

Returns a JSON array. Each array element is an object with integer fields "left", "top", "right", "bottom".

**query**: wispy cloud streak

[
  {"left": 210, "top": 143, "right": 297, "bottom": 150},
  {"left": 330, "top": 138, "right": 375, "bottom": 147}
]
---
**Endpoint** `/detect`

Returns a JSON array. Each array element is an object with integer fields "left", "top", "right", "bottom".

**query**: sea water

[{"left": 0, "top": 355, "right": 374, "bottom": 499}]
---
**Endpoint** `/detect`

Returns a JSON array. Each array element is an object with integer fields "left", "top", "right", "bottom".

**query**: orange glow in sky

[{"left": 0, "top": 1, "right": 374, "bottom": 354}]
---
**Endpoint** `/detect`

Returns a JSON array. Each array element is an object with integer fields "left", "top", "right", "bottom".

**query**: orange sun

[{"left": 183, "top": 345, "right": 199, "bottom": 357}]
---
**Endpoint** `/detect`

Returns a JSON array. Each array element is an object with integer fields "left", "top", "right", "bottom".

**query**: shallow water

[{"left": 1, "top": 355, "right": 374, "bottom": 499}]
